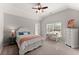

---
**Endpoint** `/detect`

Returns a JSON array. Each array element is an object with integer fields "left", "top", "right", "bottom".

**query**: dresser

[{"left": 65, "top": 28, "right": 79, "bottom": 48}]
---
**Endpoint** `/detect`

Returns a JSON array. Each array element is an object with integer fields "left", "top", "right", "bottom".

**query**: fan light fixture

[{"left": 32, "top": 3, "right": 48, "bottom": 13}]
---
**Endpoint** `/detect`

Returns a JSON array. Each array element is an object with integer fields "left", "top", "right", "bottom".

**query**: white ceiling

[{"left": 1, "top": 3, "right": 79, "bottom": 21}]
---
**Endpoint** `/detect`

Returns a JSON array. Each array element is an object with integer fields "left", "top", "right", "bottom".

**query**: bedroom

[{"left": 0, "top": 3, "right": 79, "bottom": 55}]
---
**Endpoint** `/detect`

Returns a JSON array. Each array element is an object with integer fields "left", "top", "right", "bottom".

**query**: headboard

[{"left": 16, "top": 27, "right": 31, "bottom": 37}]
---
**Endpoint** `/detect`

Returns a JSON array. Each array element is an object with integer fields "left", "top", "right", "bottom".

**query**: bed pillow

[
  {"left": 24, "top": 32, "right": 30, "bottom": 35},
  {"left": 18, "top": 32, "right": 24, "bottom": 35},
  {"left": 18, "top": 32, "right": 30, "bottom": 35}
]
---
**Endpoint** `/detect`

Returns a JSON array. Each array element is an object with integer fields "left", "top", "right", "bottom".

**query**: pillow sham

[
  {"left": 18, "top": 32, "right": 30, "bottom": 35},
  {"left": 18, "top": 32, "right": 24, "bottom": 35}
]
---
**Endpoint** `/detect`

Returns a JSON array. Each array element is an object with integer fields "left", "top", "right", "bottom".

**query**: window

[
  {"left": 47, "top": 24, "right": 54, "bottom": 33},
  {"left": 46, "top": 22, "right": 62, "bottom": 37}
]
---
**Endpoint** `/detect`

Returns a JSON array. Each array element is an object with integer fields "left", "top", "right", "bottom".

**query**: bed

[{"left": 16, "top": 31, "right": 43, "bottom": 55}]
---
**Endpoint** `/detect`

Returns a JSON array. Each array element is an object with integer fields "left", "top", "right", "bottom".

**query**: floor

[
  {"left": 1, "top": 40, "right": 79, "bottom": 55},
  {"left": 26, "top": 40, "right": 79, "bottom": 55},
  {"left": 1, "top": 45, "right": 19, "bottom": 55}
]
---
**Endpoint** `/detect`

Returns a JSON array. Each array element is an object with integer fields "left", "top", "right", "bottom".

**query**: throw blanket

[{"left": 19, "top": 35, "right": 41, "bottom": 45}]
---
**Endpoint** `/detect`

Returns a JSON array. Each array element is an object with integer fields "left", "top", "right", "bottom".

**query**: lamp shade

[{"left": 11, "top": 29, "right": 16, "bottom": 37}]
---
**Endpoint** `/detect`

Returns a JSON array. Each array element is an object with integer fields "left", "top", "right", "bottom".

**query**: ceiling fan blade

[
  {"left": 32, "top": 7, "right": 38, "bottom": 9},
  {"left": 32, "top": 7, "right": 41, "bottom": 10},
  {"left": 42, "top": 6, "right": 48, "bottom": 9}
]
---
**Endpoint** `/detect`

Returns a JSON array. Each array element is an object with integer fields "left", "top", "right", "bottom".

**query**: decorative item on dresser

[{"left": 67, "top": 19, "right": 76, "bottom": 28}]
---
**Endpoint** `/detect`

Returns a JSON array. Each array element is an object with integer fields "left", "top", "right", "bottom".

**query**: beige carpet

[
  {"left": 1, "top": 40, "right": 79, "bottom": 55},
  {"left": 26, "top": 40, "right": 79, "bottom": 55}
]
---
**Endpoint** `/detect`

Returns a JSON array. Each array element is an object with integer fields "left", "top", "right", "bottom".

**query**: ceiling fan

[{"left": 32, "top": 3, "right": 48, "bottom": 13}]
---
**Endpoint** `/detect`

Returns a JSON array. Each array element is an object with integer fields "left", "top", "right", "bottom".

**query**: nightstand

[{"left": 9, "top": 37, "right": 16, "bottom": 45}]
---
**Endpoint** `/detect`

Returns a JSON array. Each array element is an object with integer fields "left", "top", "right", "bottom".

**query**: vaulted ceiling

[{"left": 1, "top": 3, "right": 79, "bottom": 21}]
